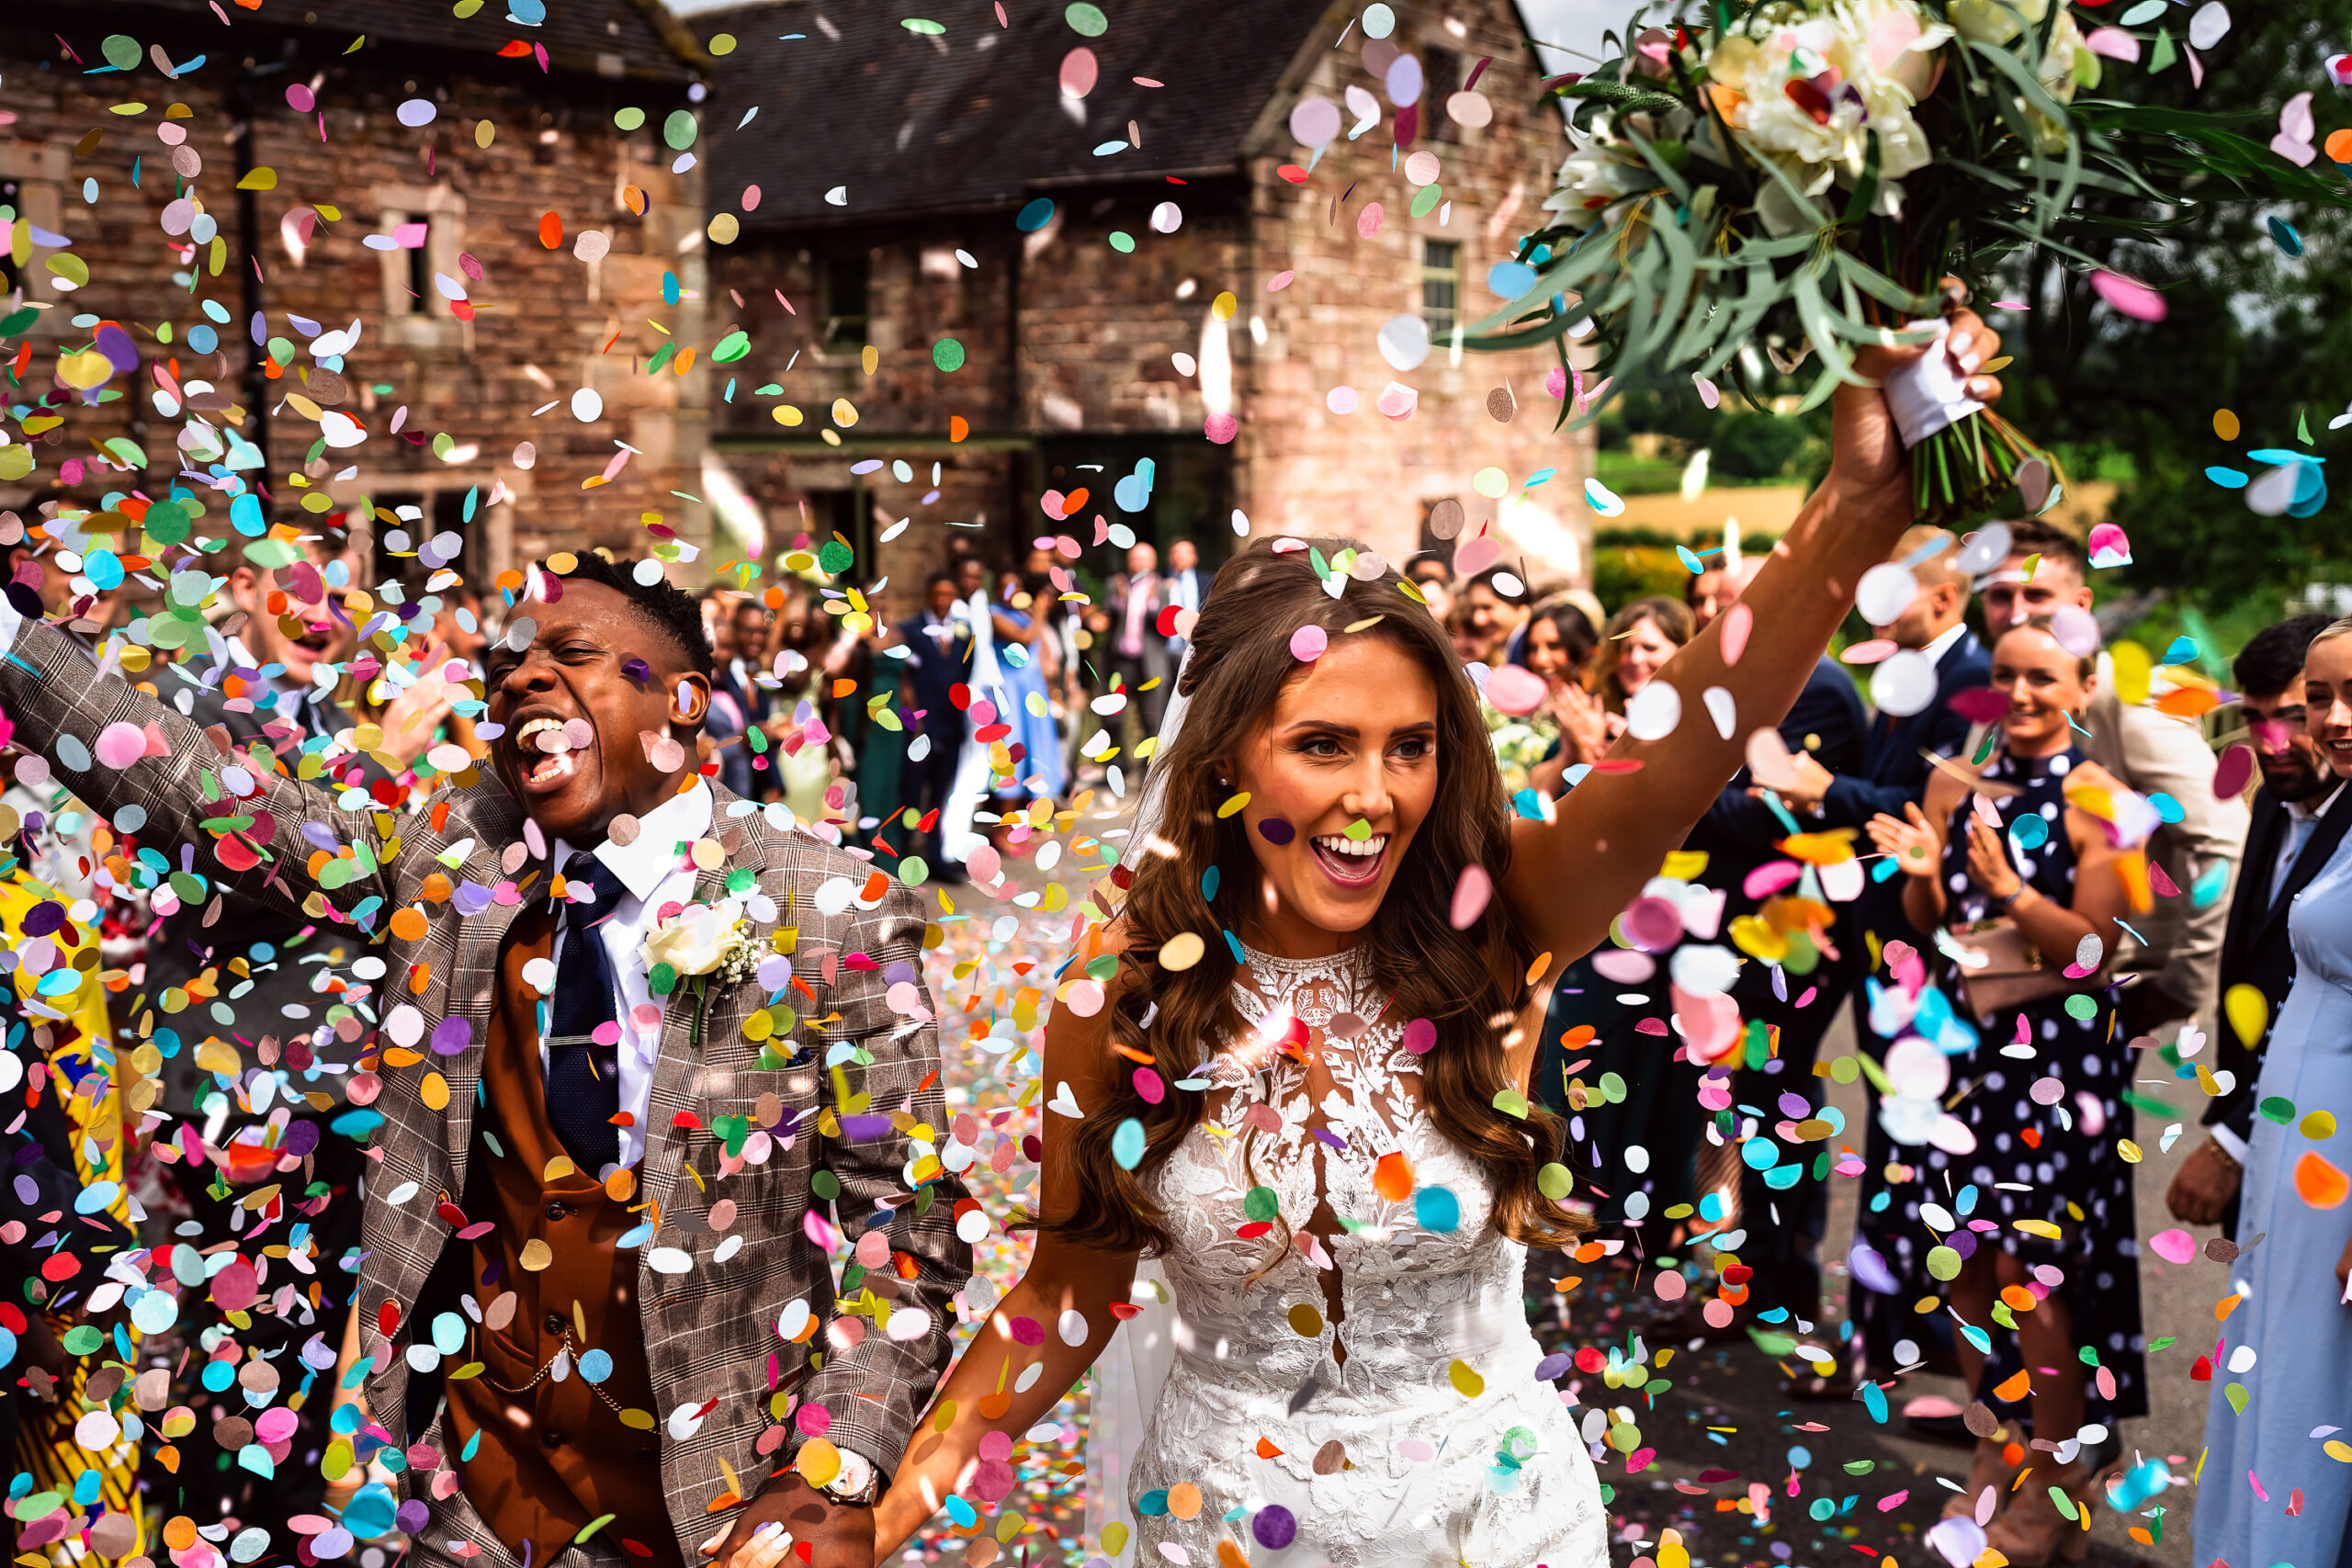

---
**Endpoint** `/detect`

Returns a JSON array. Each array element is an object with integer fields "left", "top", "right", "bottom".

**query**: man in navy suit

[
  {"left": 1757, "top": 526, "right": 1985, "bottom": 1390},
  {"left": 2167, "top": 614, "right": 2348, "bottom": 1235},
  {"left": 1773, "top": 525, "right": 1988, "bottom": 830},
  {"left": 1656, "top": 563, "right": 1867, "bottom": 1337},
  {"left": 894, "top": 570, "right": 971, "bottom": 876}
]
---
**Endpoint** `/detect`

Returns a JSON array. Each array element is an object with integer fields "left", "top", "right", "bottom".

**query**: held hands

[
  {"left": 1770, "top": 753, "right": 1835, "bottom": 813},
  {"left": 1829, "top": 287, "right": 2005, "bottom": 512},
  {"left": 2163, "top": 1141, "right": 2242, "bottom": 1227},
  {"left": 1866, "top": 802, "right": 1939, "bottom": 879},
  {"left": 699, "top": 1474, "right": 874, "bottom": 1568}
]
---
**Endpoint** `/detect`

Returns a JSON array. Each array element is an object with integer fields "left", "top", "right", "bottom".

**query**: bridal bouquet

[{"left": 1473, "top": 0, "right": 2348, "bottom": 524}]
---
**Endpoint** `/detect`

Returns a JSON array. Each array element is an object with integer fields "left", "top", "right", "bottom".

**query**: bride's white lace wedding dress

[{"left": 1119, "top": 944, "right": 1610, "bottom": 1566}]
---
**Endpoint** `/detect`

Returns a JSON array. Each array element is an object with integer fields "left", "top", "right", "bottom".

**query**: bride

[{"left": 865, "top": 319, "right": 2007, "bottom": 1564}]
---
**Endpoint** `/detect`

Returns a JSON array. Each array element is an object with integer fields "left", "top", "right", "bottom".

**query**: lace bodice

[
  {"left": 1120, "top": 945, "right": 1607, "bottom": 1567},
  {"left": 1151, "top": 945, "right": 1527, "bottom": 1388}
]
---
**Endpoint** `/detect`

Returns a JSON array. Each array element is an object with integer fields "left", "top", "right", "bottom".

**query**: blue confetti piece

[
  {"left": 1675, "top": 545, "right": 1704, "bottom": 573},
  {"left": 2267, "top": 215, "right": 2303, "bottom": 257},
  {"left": 1860, "top": 1379, "right": 1888, "bottom": 1423},
  {"left": 1015, "top": 197, "right": 1055, "bottom": 232},
  {"left": 2161, "top": 636, "right": 2199, "bottom": 665},
  {"left": 1414, "top": 1185, "right": 1461, "bottom": 1232},
  {"left": 1112, "top": 1116, "right": 1146, "bottom": 1169},
  {"left": 2191, "top": 860, "right": 2231, "bottom": 908},
  {"left": 2205, "top": 467, "right": 2248, "bottom": 489}
]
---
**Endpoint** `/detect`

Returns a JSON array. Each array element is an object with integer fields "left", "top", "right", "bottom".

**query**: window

[
  {"left": 405, "top": 240, "right": 432, "bottom": 315},
  {"left": 1421, "top": 240, "right": 1460, "bottom": 340},
  {"left": 1424, "top": 48, "right": 1464, "bottom": 143},
  {"left": 820, "top": 254, "right": 870, "bottom": 351}
]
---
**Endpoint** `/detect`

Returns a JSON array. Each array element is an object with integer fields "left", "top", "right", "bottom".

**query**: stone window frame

[
  {"left": 0, "top": 141, "right": 70, "bottom": 331},
  {"left": 373, "top": 184, "right": 468, "bottom": 348}
]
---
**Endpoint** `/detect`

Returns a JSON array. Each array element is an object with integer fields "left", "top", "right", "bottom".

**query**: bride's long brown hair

[{"left": 1035, "top": 536, "right": 1589, "bottom": 1258}]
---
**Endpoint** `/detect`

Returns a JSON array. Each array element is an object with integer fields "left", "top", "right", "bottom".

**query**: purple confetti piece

[
  {"left": 430, "top": 1016, "right": 474, "bottom": 1055},
  {"left": 1257, "top": 818, "right": 1295, "bottom": 845}
]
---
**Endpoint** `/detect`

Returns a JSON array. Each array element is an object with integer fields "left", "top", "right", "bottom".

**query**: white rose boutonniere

[{"left": 642, "top": 899, "right": 762, "bottom": 1044}]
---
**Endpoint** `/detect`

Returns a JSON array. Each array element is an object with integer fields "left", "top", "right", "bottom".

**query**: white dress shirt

[
  {"left": 2271, "top": 780, "right": 2346, "bottom": 910},
  {"left": 548, "top": 782, "right": 712, "bottom": 1173},
  {"left": 1917, "top": 619, "right": 1968, "bottom": 670}
]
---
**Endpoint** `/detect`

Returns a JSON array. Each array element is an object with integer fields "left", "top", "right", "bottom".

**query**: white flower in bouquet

[
  {"left": 1545, "top": 129, "right": 1667, "bottom": 232},
  {"left": 1707, "top": 0, "right": 1950, "bottom": 230}
]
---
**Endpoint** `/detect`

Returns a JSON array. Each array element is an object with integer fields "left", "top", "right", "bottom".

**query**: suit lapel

[{"left": 2256, "top": 787, "right": 2352, "bottom": 944}]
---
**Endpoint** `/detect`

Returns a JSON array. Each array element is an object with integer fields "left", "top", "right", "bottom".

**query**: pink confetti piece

[
  {"left": 1288, "top": 624, "right": 1329, "bottom": 661},
  {"left": 1448, "top": 863, "right": 1492, "bottom": 929}
]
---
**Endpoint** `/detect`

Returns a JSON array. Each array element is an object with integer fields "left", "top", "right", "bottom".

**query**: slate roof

[
  {"left": 80, "top": 0, "right": 706, "bottom": 85},
  {"left": 697, "top": 0, "right": 1331, "bottom": 230}
]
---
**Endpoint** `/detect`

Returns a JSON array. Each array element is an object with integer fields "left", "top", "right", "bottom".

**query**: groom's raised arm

[{"left": 0, "top": 607, "right": 401, "bottom": 925}]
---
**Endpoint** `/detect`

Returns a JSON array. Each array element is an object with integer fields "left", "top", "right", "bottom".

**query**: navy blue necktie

[{"left": 545, "top": 851, "right": 626, "bottom": 1171}]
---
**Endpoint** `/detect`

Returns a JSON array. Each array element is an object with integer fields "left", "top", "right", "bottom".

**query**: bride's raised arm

[{"left": 1503, "top": 312, "right": 2007, "bottom": 965}]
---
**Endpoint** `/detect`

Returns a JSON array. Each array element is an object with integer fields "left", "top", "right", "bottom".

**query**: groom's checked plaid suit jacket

[{"left": 0, "top": 616, "right": 972, "bottom": 1563}]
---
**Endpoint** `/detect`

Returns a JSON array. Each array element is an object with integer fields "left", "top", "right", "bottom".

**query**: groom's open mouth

[
  {"left": 505, "top": 709, "right": 597, "bottom": 798},
  {"left": 1310, "top": 832, "right": 1388, "bottom": 889}
]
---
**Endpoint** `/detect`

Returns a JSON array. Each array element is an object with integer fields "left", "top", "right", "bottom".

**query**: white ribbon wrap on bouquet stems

[{"left": 1883, "top": 317, "right": 1986, "bottom": 448}]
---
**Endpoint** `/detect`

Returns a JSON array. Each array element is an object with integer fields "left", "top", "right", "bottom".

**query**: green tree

[{"left": 1998, "top": 4, "right": 2352, "bottom": 606}]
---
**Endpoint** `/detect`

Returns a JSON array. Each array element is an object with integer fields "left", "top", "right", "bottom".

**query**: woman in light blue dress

[
  {"left": 976, "top": 551, "right": 1068, "bottom": 802},
  {"left": 2194, "top": 618, "right": 2352, "bottom": 1568}
]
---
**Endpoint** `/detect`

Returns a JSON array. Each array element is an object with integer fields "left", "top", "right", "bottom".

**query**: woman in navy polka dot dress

[{"left": 1865, "top": 615, "right": 2147, "bottom": 1566}]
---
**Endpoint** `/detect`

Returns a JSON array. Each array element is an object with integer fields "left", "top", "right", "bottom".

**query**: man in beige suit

[{"left": 1979, "top": 519, "right": 2247, "bottom": 1035}]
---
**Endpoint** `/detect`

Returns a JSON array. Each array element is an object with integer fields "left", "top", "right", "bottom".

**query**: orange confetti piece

[
  {"left": 1993, "top": 1368, "right": 2033, "bottom": 1403},
  {"left": 950, "top": 414, "right": 969, "bottom": 442},
  {"left": 2294, "top": 1151, "right": 2349, "bottom": 1210},
  {"left": 1373, "top": 1151, "right": 1415, "bottom": 1203},
  {"left": 537, "top": 211, "right": 562, "bottom": 249},
  {"left": 1254, "top": 1437, "right": 1283, "bottom": 1459}
]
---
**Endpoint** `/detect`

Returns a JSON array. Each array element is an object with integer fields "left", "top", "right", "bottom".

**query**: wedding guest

[
  {"left": 2167, "top": 614, "right": 2346, "bottom": 1233},
  {"left": 1980, "top": 519, "right": 2246, "bottom": 1036},
  {"left": 1407, "top": 555, "right": 1456, "bottom": 628},
  {"left": 1514, "top": 596, "right": 1609, "bottom": 774},
  {"left": 1106, "top": 541, "right": 1168, "bottom": 760},
  {"left": 1456, "top": 566, "right": 1527, "bottom": 667},
  {"left": 898, "top": 570, "right": 973, "bottom": 877},
  {"left": 1866, "top": 616, "right": 2145, "bottom": 1562},
  {"left": 1162, "top": 536, "right": 1207, "bottom": 659},
  {"left": 1586, "top": 595, "right": 1694, "bottom": 721},
  {"left": 2191, "top": 615, "right": 2352, "bottom": 1568}
]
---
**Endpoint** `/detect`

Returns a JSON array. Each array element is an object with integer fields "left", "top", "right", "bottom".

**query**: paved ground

[
  {"left": 1552, "top": 1007, "right": 2219, "bottom": 1568},
  {"left": 899, "top": 826, "right": 2232, "bottom": 1566}
]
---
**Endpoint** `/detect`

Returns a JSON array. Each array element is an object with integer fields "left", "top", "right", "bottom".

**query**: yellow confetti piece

[
  {"left": 795, "top": 1437, "right": 841, "bottom": 1488},
  {"left": 518, "top": 1239, "right": 554, "bottom": 1272},
  {"left": 1343, "top": 615, "right": 1385, "bottom": 633},
  {"left": 2117, "top": 1139, "right": 2143, "bottom": 1164},
  {"left": 2214, "top": 408, "right": 2240, "bottom": 440},
  {"left": 1159, "top": 931, "right": 1206, "bottom": 971},
  {"left": 1448, "top": 1359, "right": 1485, "bottom": 1398},
  {"left": 1216, "top": 791, "right": 1251, "bottom": 818}
]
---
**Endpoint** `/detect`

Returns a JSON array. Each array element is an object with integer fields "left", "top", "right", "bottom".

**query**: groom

[{"left": 0, "top": 547, "right": 971, "bottom": 1568}]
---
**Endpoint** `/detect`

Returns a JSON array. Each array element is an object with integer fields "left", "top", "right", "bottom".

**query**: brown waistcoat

[{"left": 443, "top": 908, "right": 685, "bottom": 1568}]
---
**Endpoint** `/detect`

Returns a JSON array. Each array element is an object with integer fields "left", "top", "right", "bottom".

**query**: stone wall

[
  {"left": 1230, "top": 0, "right": 1596, "bottom": 586},
  {"left": 0, "top": 25, "right": 707, "bottom": 577}
]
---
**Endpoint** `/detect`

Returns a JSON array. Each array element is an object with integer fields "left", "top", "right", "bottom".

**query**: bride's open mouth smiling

[{"left": 1310, "top": 831, "right": 1388, "bottom": 888}]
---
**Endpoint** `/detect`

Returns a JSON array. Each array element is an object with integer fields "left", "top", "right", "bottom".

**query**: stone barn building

[
  {"left": 1, "top": 0, "right": 714, "bottom": 580},
  {"left": 693, "top": 0, "right": 1594, "bottom": 599}
]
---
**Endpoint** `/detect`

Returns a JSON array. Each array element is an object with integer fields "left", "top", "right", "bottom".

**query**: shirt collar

[
  {"left": 2287, "top": 778, "right": 2348, "bottom": 825},
  {"left": 1918, "top": 621, "right": 1969, "bottom": 667},
  {"left": 554, "top": 782, "right": 714, "bottom": 907}
]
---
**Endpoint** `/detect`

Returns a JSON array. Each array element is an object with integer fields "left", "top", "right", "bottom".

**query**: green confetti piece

[
  {"left": 933, "top": 337, "right": 966, "bottom": 372},
  {"left": 1064, "top": 2, "right": 1107, "bottom": 36}
]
